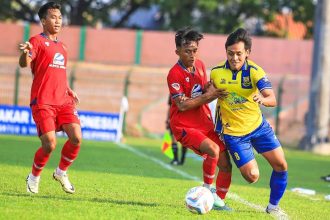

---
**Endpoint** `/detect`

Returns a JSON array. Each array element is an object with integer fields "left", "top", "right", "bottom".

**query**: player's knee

[
  {"left": 208, "top": 143, "right": 219, "bottom": 158},
  {"left": 69, "top": 135, "right": 82, "bottom": 146},
  {"left": 274, "top": 160, "right": 288, "bottom": 171},
  {"left": 245, "top": 168, "right": 259, "bottom": 183},
  {"left": 42, "top": 139, "right": 56, "bottom": 153}
]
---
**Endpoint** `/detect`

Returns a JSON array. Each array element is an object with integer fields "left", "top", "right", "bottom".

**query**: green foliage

[
  {"left": 0, "top": 135, "right": 329, "bottom": 219},
  {"left": 0, "top": 0, "right": 316, "bottom": 37}
]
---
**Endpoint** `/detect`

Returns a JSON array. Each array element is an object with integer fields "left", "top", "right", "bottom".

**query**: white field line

[{"left": 116, "top": 143, "right": 270, "bottom": 215}]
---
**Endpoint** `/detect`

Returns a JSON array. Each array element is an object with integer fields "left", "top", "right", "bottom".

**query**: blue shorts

[{"left": 223, "top": 118, "right": 281, "bottom": 168}]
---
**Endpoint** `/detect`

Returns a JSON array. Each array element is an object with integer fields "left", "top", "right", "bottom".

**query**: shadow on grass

[{"left": 1, "top": 192, "right": 159, "bottom": 207}]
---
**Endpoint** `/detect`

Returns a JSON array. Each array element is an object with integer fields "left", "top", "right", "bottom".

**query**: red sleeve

[
  {"left": 28, "top": 36, "right": 40, "bottom": 61},
  {"left": 167, "top": 67, "right": 184, "bottom": 100}
]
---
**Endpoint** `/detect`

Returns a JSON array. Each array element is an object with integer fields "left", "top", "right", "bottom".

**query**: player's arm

[
  {"left": 174, "top": 83, "right": 228, "bottom": 112},
  {"left": 18, "top": 41, "right": 33, "bottom": 67},
  {"left": 253, "top": 88, "right": 277, "bottom": 107}
]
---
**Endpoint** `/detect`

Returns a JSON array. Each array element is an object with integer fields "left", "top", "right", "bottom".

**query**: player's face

[
  {"left": 226, "top": 41, "right": 250, "bottom": 71},
  {"left": 176, "top": 41, "right": 198, "bottom": 69},
  {"left": 42, "top": 9, "right": 62, "bottom": 34}
]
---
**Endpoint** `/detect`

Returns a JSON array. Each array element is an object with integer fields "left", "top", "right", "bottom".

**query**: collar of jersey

[
  {"left": 177, "top": 60, "right": 195, "bottom": 74},
  {"left": 40, "top": 32, "right": 58, "bottom": 43},
  {"left": 224, "top": 60, "right": 248, "bottom": 72}
]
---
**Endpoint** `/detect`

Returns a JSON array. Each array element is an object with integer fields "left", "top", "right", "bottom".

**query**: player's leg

[
  {"left": 53, "top": 103, "right": 81, "bottom": 193},
  {"left": 52, "top": 123, "right": 82, "bottom": 194},
  {"left": 223, "top": 133, "right": 259, "bottom": 183},
  {"left": 208, "top": 131, "right": 232, "bottom": 200},
  {"left": 253, "top": 119, "right": 288, "bottom": 216},
  {"left": 58, "top": 123, "right": 82, "bottom": 172},
  {"left": 180, "top": 146, "right": 187, "bottom": 165},
  {"left": 27, "top": 105, "right": 57, "bottom": 193},
  {"left": 170, "top": 131, "right": 179, "bottom": 165},
  {"left": 199, "top": 133, "right": 231, "bottom": 210},
  {"left": 262, "top": 147, "right": 288, "bottom": 214}
]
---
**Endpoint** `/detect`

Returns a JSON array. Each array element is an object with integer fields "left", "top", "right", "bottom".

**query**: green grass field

[{"left": 0, "top": 135, "right": 329, "bottom": 220}]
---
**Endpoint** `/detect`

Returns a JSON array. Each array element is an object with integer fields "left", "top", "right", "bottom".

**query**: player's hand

[
  {"left": 68, "top": 88, "right": 80, "bottom": 104},
  {"left": 19, "top": 41, "right": 33, "bottom": 53},
  {"left": 206, "top": 83, "right": 228, "bottom": 100},
  {"left": 178, "top": 95, "right": 188, "bottom": 103},
  {"left": 253, "top": 94, "right": 264, "bottom": 105}
]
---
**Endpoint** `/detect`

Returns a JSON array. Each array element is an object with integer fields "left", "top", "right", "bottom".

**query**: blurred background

[{"left": 0, "top": 0, "right": 329, "bottom": 153}]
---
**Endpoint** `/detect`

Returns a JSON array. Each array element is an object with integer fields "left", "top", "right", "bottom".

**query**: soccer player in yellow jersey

[{"left": 211, "top": 28, "right": 288, "bottom": 217}]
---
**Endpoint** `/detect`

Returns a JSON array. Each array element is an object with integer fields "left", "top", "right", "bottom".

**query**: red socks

[
  {"left": 203, "top": 155, "right": 217, "bottom": 184},
  {"left": 216, "top": 170, "right": 231, "bottom": 199},
  {"left": 32, "top": 147, "right": 51, "bottom": 176},
  {"left": 59, "top": 140, "right": 80, "bottom": 171}
]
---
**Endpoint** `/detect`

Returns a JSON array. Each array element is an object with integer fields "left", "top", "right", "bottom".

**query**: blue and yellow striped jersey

[{"left": 210, "top": 60, "right": 272, "bottom": 136}]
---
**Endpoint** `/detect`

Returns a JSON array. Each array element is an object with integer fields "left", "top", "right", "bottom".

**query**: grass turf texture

[{"left": 0, "top": 135, "right": 329, "bottom": 219}]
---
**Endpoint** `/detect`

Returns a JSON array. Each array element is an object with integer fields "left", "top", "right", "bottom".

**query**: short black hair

[
  {"left": 175, "top": 27, "right": 203, "bottom": 48},
  {"left": 225, "top": 28, "right": 252, "bottom": 51},
  {"left": 38, "top": 2, "right": 61, "bottom": 20}
]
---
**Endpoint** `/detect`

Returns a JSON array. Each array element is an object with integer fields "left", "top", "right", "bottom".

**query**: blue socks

[{"left": 269, "top": 170, "right": 288, "bottom": 206}]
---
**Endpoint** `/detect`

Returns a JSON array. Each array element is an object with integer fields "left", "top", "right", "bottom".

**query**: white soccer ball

[{"left": 185, "top": 186, "right": 214, "bottom": 214}]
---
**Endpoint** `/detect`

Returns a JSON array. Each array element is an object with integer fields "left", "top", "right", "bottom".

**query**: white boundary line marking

[{"left": 116, "top": 143, "right": 271, "bottom": 215}]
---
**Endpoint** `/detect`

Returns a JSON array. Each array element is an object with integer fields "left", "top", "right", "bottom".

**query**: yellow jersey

[{"left": 210, "top": 60, "right": 272, "bottom": 136}]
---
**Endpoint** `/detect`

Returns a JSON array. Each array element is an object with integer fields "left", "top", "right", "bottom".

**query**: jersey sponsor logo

[
  {"left": 171, "top": 83, "right": 180, "bottom": 91},
  {"left": 53, "top": 53, "right": 65, "bottom": 65},
  {"left": 227, "top": 92, "right": 247, "bottom": 105},
  {"left": 228, "top": 81, "right": 238, "bottom": 84},
  {"left": 45, "top": 42, "right": 50, "bottom": 46},
  {"left": 191, "top": 84, "right": 203, "bottom": 98},
  {"left": 49, "top": 53, "right": 66, "bottom": 69}
]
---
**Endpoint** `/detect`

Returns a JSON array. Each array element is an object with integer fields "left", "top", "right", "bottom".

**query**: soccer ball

[{"left": 185, "top": 186, "right": 214, "bottom": 214}]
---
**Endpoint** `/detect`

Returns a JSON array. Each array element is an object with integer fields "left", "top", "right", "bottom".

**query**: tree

[
  {"left": 157, "top": 0, "right": 315, "bottom": 38},
  {"left": 0, "top": 0, "right": 316, "bottom": 38},
  {"left": 0, "top": 0, "right": 156, "bottom": 27}
]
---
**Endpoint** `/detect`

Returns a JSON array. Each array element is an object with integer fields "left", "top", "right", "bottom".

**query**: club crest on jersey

[
  {"left": 171, "top": 83, "right": 180, "bottom": 91},
  {"left": 191, "top": 84, "right": 203, "bottom": 98},
  {"left": 186, "top": 77, "right": 190, "bottom": 82},
  {"left": 220, "top": 78, "right": 226, "bottom": 84},
  {"left": 242, "top": 76, "right": 251, "bottom": 87},
  {"left": 45, "top": 42, "right": 50, "bottom": 46}
]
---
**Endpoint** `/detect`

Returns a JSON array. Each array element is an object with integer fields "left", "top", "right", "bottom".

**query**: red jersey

[
  {"left": 167, "top": 59, "right": 214, "bottom": 137},
  {"left": 28, "top": 33, "right": 70, "bottom": 106}
]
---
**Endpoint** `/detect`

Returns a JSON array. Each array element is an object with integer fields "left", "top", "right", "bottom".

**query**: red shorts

[
  {"left": 174, "top": 127, "right": 226, "bottom": 157},
  {"left": 31, "top": 102, "right": 80, "bottom": 136}
]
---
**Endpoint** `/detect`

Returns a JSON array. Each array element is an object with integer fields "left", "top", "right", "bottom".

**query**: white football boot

[
  {"left": 26, "top": 173, "right": 40, "bottom": 194},
  {"left": 210, "top": 188, "right": 232, "bottom": 211},
  {"left": 53, "top": 170, "right": 75, "bottom": 194},
  {"left": 266, "top": 205, "right": 288, "bottom": 219}
]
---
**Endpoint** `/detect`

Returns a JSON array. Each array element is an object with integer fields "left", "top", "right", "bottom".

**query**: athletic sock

[
  {"left": 203, "top": 183, "right": 211, "bottom": 189},
  {"left": 180, "top": 146, "right": 187, "bottom": 164},
  {"left": 55, "top": 167, "right": 66, "bottom": 176},
  {"left": 269, "top": 170, "right": 288, "bottom": 205},
  {"left": 202, "top": 155, "right": 217, "bottom": 184},
  {"left": 172, "top": 143, "right": 178, "bottom": 161},
  {"left": 31, "top": 147, "right": 51, "bottom": 176},
  {"left": 59, "top": 140, "right": 80, "bottom": 171},
  {"left": 216, "top": 170, "right": 231, "bottom": 199}
]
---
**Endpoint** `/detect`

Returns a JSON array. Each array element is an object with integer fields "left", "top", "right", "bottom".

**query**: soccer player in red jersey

[
  {"left": 167, "top": 27, "right": 232, "bottom": 210},
  {"left": 19, "top": 2, "right": 81, "bottom": 194}
]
